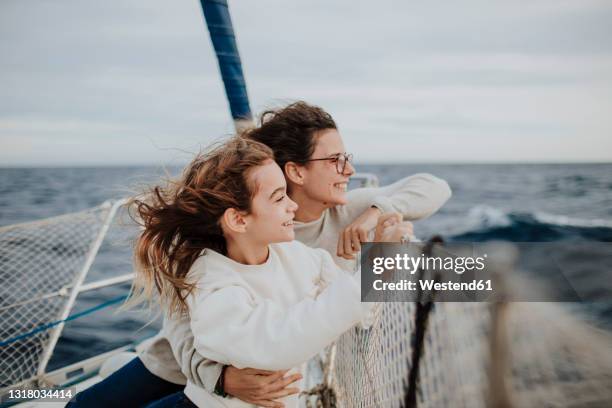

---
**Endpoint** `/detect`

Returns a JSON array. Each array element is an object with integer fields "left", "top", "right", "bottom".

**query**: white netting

[
  {"left": 332, "top": 303, "right": 416, "bottom": 408},
  {"left": 0, "top": 203, "right": 113, "bottom": 390},
  {"left": 329, "top": 298, "right": 612, "bottom": 408},
  {"left": 416, "top": 302, "right": 492, "bottom": 408}
]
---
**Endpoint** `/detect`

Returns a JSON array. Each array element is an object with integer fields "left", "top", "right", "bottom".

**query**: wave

[
  {"left": 447, "top": 205, "right": 612, "bottom": 242},
  {"left": 532, "top": 212, "right": 612, "bottom": 229}
]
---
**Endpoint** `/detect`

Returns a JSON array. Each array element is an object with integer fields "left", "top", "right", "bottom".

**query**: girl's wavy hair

[{"left": 127, "top": 136, "right": 274, "bottom": 317}]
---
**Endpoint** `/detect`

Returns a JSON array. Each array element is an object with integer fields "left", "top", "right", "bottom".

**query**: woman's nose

[{"left": 344, "top": 160, "right": 356, "bottom": 176}]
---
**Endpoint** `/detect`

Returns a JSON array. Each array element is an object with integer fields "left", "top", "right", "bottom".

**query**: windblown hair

[
  {"left": 128, "top": 136, "right": 274, "bottom": 317},
  {"left": 243, "top": 101, "right": 337, "bottom": 172}
]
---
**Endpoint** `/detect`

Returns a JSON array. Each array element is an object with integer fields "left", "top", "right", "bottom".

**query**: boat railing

[
  {"left": 0, "top": 198, "right": 129, "bottom": 395},
  {"left": 351, "top": 172, "right": 379, "bottom": 188}
]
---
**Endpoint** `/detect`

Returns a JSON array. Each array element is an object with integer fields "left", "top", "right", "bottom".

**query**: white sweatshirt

[
  {"left": 182, "top": 241, "right": 371, "bottom": 407},
  {"left": 138, "top": 173, "right": 451, "bottom": 392}
]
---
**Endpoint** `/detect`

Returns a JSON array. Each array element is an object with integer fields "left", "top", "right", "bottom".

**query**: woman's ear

[
  {"left": 221, "top": 208, "right": 248, "bottom": 234},
  {"left": 284, "top": 162, "right": 305, "bottom": 186}
]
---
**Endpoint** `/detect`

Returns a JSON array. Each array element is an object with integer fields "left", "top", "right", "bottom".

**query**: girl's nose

[{"left": 288, "top": 197, "right": 298, "bottom": 212}]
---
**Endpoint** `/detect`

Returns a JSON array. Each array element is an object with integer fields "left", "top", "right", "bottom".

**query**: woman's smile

[{"left": 333, "top": 181, "right": 349, "bottom": 192}]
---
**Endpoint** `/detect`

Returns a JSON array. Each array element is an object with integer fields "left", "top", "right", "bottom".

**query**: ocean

[{"left": 0, "top": 163, "right": 611, "bottom": 371}]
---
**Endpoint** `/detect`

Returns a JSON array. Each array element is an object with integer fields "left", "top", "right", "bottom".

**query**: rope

[
  {"left": 0, "top": 288, "right": 69, "bottom": 313},
  {"left": 301, "top": 383, "right": 337, "bottom": 408},
  {"left": 0, "top": 294, "right": 128, "bottom": 347},
  {"left": 301, "top": 346, "right": 339, "bottom": 408},
  {"left": 405, "top": 236, "right": 444, "bottom": 408}
]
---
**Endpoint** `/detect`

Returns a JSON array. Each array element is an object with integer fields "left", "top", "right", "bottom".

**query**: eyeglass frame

[{"left": 303, "top": 152, "right": 354, "bottom": 174}]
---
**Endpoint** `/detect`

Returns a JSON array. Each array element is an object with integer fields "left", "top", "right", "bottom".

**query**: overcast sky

[{"left": 1, "top": 0, "right": 611, "bottom": 166}]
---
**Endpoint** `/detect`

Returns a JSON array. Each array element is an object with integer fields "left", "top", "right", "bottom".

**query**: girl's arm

[{"left": 188, "top": 267, "right": 368, "bottom": 371}]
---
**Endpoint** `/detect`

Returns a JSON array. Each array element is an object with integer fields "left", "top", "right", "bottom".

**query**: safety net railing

[{"left": 0, "top": 200, "right": 124, "bottom": 392}]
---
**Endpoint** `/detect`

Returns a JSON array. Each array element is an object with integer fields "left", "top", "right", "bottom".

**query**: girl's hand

[
  {"left": 337, "top": 206, "right": 382, "bottom": 260},
  {"left": 373, "top": 212, "right": 414, "bottom": 242},
  {"left": 225, "top": 366, "right": 302, "bottom": 408}
]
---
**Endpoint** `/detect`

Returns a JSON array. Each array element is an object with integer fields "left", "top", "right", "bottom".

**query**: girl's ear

[
  {"left": 222, "top": 208, "right": 248, "bottom": 234},
  {"left": 284, "top": 162, "right": 305, "bottom": 186}
]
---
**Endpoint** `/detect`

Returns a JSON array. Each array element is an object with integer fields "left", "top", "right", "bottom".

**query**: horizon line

[{"left": 1, "top": 159, "right": 612, "bottom": 169}]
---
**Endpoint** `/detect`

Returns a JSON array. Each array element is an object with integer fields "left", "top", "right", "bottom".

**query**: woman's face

[
  {"left": 300, "top": 129, "right": 355, "bottom": 207},
  {"left": 245, "top": 159, "right": 299, "bottom": 244}
]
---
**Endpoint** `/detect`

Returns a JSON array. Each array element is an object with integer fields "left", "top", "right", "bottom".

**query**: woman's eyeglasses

[{"left": 304, "top": 153, "right": 353, "bottom": 174}]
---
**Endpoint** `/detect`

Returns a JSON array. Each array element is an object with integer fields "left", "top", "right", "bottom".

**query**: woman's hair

[
  {"left": 244, "top": 101, "right": 337, "bottom": 172},
  {"left": 128, "top": 136, "right": 274, "bottom": 317}
]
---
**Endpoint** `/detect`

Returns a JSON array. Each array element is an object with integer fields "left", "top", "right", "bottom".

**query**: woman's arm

[
  {"left": 188, "top": 270, "right": 366, "bottom": 371},
  {"left": 347, "top": 173, "right": 451, "bottom": 222},
  {"left": 337, "top": 173, "right": 451, "bottom": 259},
  {"left": 161, "top": 315, "right": 223, "bottom": 391}
]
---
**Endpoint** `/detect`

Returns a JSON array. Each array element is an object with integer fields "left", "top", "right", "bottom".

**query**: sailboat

[{"left": 1, "top": 1, "right": 611, "bottom": 407}]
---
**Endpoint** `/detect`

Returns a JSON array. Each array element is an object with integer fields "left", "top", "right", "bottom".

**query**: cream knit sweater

[{"left": 182, "top": 241, "right": 370, "bottom": 407}]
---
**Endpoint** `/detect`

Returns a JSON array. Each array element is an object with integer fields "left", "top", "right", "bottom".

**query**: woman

[{"left": 68, "top": 102, "right": 450, "bottom": 408}]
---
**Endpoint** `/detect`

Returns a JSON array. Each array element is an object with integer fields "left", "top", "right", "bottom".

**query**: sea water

[{"left": 0, "top": 163, "right": 610, "bottom": 370}]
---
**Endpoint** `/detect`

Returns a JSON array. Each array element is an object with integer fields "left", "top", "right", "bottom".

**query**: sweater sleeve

[
  {"left": 345, "top": 173, "right": 451, "bottom": 221},
  {"left": 162, "top": 315, "right": 224, "bottom": 393},
  {"left": 188, "top": 273, "right": 366, "bottom": 371},
  {"left": 314, "top": 249, "right": 376, "bottom": 328}
]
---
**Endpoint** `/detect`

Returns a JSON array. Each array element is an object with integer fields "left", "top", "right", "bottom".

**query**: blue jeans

[
  {"left": 144, "top": 392, "right": 197, "bottom": 408},
  {"left": 66, "top": 357, "right": 183, "bottom": 407}
]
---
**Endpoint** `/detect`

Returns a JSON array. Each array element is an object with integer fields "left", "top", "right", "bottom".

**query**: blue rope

[{"left": 0, "top": 294, "right": 128, "bottom": 347}]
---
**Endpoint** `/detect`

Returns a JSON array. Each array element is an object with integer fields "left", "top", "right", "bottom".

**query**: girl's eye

[{"left": 276, "top": 195, "right": 285, "bottom": 202}]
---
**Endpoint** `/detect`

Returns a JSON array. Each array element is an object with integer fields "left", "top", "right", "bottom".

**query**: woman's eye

[{"left": 276, "top": 195, "right": 285, "bottom": 202}]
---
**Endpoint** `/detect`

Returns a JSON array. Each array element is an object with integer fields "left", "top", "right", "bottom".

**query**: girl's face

[
  {"left": 299, "top": 129, "right": 355, "bottom": 207},
  {"left": 245, "top": 159, "right": 298, "bottom": 244}
]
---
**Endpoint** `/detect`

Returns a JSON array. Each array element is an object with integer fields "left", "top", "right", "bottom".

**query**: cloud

[{"left": 1, "top": 0, "right": 611, "bottom": 165}]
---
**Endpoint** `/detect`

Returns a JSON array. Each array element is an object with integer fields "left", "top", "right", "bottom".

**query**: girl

[{"left": 130, "top": 136, "right": 407, "bottom": 407}]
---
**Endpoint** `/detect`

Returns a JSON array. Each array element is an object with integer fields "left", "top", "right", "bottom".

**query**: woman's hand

[
  {"left": 373, "top": 212, "right": 414, "bottom": 242},
  {"left": 337, "top": 206, "right": 382, "bottom": 259},
  {"left": 224, "top": 366, "right": 302, "bottom": 408}
]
